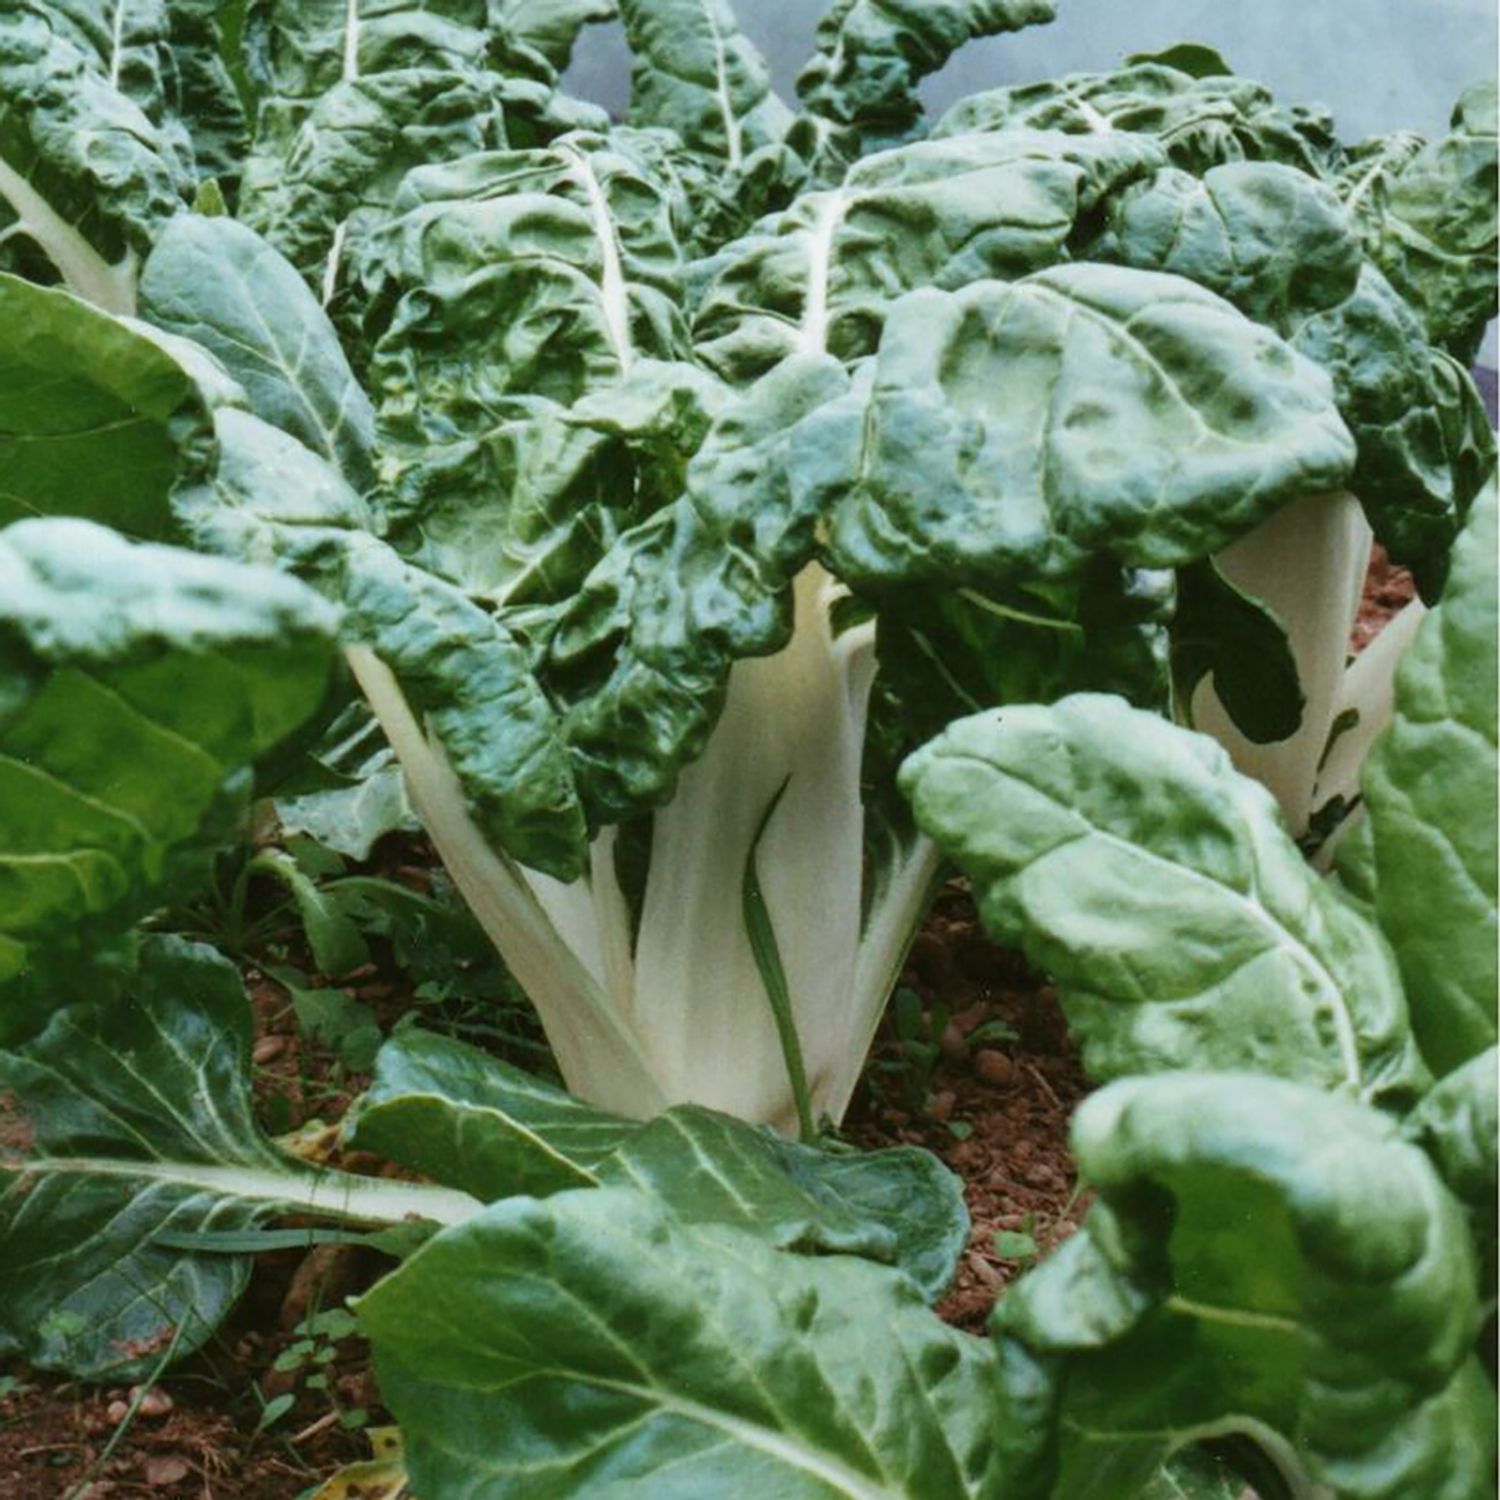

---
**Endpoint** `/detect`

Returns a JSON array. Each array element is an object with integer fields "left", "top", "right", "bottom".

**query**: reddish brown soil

[
  {"left": 849, "top": 889, "right": 1091, "bottom": 1331},
  {"left": 1351, "top": 542, "right": 1417, "bottom": 653}
]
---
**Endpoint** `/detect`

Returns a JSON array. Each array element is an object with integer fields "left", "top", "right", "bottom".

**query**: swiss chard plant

[
  {"left": 0, "top": 0, "right": 1495, "bottom": 1494},
  {"left": 2, "top": 0, "right": 1492, "bottom": 1133}
]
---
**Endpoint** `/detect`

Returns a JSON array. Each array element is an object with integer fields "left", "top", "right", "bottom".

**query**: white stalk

[
  {"left": 628, "top": 563, "right": 876, "bottom": 1132},
  {"left": 798, "top": 192, "right": 848, "bottom": 357},
  {"left": 824, "top": 833, "right": 941, "bottom": 1123},
  {"left": 1311, "top": 596, "right": 1428, "bottom": 817},
  {"left": 0, "top": 156, "right": 137, "bottom": 315},
  {"left": 703, "top": 4, "right": 744, "bottom": 170},
  {"left": 523, "top": 825, "right": 638, "bottom": 1022},
  {"left": 34, "top": 1155, "right": 482, "bottom": 1228},
  {"left": 563, "top": 144, "right": 634, "bottom": 374},
  {"left": 345, "top": 645, "right": 666, "bottom": 1118},
  {"left": 1192, "top": 491, "right": 1371, "bottom": 835}
]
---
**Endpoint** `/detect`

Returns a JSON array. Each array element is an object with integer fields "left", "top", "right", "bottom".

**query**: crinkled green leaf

[
  {"left": 495, "top": 0, "right": 613, "bottom": 71},
  {"left": 873, "top": 562, "right": 1174, "bottom": 756},
  {"left": 359, "top": 1186, "right": 999, "bottom": 1499},
  {"left": 994, "top": 1071, "right": 1492, "bottom": 1499},
  {"left": 796, "top": 0, "right": 1056, "bottom": 142},
  {"left": 1341, "top": 82, "right": 1499, "bottom": 360},
  {"left": 0, "top": 0, "right": 191, "bottom": 312},
  {"left": 935, "top": 61, "right": 1341, "bottom": 179},
  {"left": 348, "top": 1027, "right": 968, "bottom": 1300},
  {"left": 0, "top": 517, "right": 337, "bottom": 987},
  {"left": 1093, "top": 160, "right": 1361, "bottom": 329},
  {"left": 362, "top": 135, "right": 686, "bottom": 389},
  {"left": 616, "top": 0, "right": 792, "bottom": 168},
  {"left": 1290, "top": 265, "right": 1495, "bottom": 593},
  {"left": 383, "top": 359, "right": 723, "bottom": 605},
  {"left": 165, "top": 0, "right": 249, "bottom": 189},
  {"left": 239, "top": 66, "right": 511, "bottom": 314},
  {"left": 141, "top": 214, "right": 377, "bottom": 485},
  {"left": 900, "top": 695, "right": 1429, "bottom": 1107},
  {"left": 356, "top": 136, "right": 699, "bottom": 597},
  {"left": 1123, "top": 43, "right": 1233, "bottom": 80},
  {"left": 692, "top": 128, "right": 1165, "bottom": 384},
  {"left": 1364, "top": 476, "right": 1497, "bottom": 1076},
  {"left": 810, "top": 265, "right": 1355, "bottom": 592},
  {"left": 241, "top": 0, "right": 489, "bottom": 106},
  {"left": 175, "top": 407, "right": 590, "bottom": 880},
  {"left": 549, "top": 354, "right": 849, "bottom": 820},
  {"left": 0, "top": 273, "right": 218, "bottom": 537}
]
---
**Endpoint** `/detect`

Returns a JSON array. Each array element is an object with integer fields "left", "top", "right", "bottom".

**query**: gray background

[{"left": 565, "top": 0, "right": 1498, "bottom": 142}]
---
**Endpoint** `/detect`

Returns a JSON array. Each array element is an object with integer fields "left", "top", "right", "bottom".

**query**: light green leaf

[
  {"left": 796, "top": 0, "right": 1056, "bottom": 142},
  {"left": 1404, "top": 1047, "right": 1497, "bottom": 1293},
  {"left": 814, "top": 265, "right": 1355, "bottom": 591},
  {"left": 359, "top": 1186, "right": 1000, "bottom": 1499},
  {"left": 275, "top": 772, "right": 415, "bottom": 861},
  {"left": 616, "top": 0, "right": 793, "bottom": 169},
  {"left": 270, "top": 700, "right": 417, "bottom": 860},
  {"left": 994, "top": 1071, "right": 1492, "bottom": 1499},
  {"left": 1364, "top": 477, "right": 1497, "bottom": 1076},
  {"left": 0, "top": 517, "right": 337, "bottom": 988},
  {"left": 348, "top": 1027, "right": 969, "bottom": 1299},
  {"left": 598, "top": 1110, "right": 968, "bottom": 1299},
  {"left": 0, "top": 935, "right": 475, "bottom": 1379},
  {"left": 900, "top": 695, "right": 1430, "bottom": 1107},
  {"left": 345, "top": 1028, "right": 630, "bottom": 1198},
  {"left": 0, "top": 273, "right": 217, "bottom": 537},
  {"left": 140, "top": 215, "right": 377, "bottom": 486}
]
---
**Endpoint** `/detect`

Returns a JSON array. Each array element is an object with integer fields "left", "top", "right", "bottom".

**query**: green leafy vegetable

[
  {"left": 900, "top": 694, "right": 1429, "bottom": 1106},
  {"left": 0, "top": 518, "right": 337, "bottom": 991},
  {"left": 1364, "top": 477, "right": 1497, "bottom": 1075}
]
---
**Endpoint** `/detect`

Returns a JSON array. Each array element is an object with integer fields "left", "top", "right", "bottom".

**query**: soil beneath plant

[
  {"left": 0, "top": 545, "right": 1415, "bottom": 1497},
  {"left": 1351, "top": 541, "right": 1417, "bottom": 653}
]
